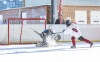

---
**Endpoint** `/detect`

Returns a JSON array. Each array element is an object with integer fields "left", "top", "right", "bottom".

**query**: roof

[{"left": 63, "top": 0, "right": 100, "bottom": 6}]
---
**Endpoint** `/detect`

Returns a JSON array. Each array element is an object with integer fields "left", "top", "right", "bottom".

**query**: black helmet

[{"left": 66, "top": 20, "right": 71, "bottom": 27}]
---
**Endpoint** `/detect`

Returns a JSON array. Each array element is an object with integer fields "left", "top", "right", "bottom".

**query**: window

[
  {"left": 90, "top": 11, "right": 100, "bottom": 24},
  {"left": 75, "top": 11, "right": 87, "bottom": 24}
]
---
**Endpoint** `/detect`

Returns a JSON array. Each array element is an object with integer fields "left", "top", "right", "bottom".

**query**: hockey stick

[
  {"left": 31, "top": 28, "right": 43, "bottom": 38},
  {"left": 31, "top": 28, "right": 40, "bottom": 34},
  {"left": 53, "top": 30, "right": 65, "bottom": 34}
]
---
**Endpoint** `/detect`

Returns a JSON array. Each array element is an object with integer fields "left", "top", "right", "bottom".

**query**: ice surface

[{"left": 0, "top": 42, "right": 100, "bottom": 62}]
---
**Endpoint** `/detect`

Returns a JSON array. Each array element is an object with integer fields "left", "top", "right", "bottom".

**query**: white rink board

[{"left": 0, "top": 24, "right": 100, "bottom": 42}]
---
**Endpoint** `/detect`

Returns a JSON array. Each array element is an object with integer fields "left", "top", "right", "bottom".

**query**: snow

[{"left": 0, "top": 42, "right": 100, "bottom": 62}]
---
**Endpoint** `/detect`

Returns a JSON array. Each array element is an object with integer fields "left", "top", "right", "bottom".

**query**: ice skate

[
  {"left": 71, "top": 45, "right": 76, "bottom": 48},
  {"left": 90, "top": 42, "right": 93, "bottom": 48},
  {"left": 36, "top": 41, "right": 47, "bottom": 47}
]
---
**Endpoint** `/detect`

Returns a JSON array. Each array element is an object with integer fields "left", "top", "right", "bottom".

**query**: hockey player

[
  {"left": 63, "top": 20, "right": 93, "bottom": 48},
  {"left": 41, "top": 25, "right": 61, "bottom": 46},
  {"left": 41, "top": 25, "right": 55, "bottom": 45},
  {"left": 32, "top": 25, "right": 61, "bottom": 47}
]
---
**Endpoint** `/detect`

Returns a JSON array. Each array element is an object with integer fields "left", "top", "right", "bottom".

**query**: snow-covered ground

[{"left": 0, "top": 42, "right": 100, "bottom": 62}]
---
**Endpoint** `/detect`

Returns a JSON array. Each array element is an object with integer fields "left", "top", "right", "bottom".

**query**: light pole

[{"left": 51, "top": 0, "right": 55, "bottom": 24}]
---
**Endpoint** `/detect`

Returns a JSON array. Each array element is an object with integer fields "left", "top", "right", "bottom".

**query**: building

[
  {"left": 0, "top": 0, "right": 23, "bottom": 10},
  {"left": 0, "top": 0, "right": 100, "bottom": 24},
  {"left": 24, "top": 0, "right": 100, "bottom": 24}
]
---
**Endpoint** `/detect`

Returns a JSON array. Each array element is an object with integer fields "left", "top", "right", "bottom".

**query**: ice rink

[{"left": 0, "top": 42, "right": 100, "bottom": 62}]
